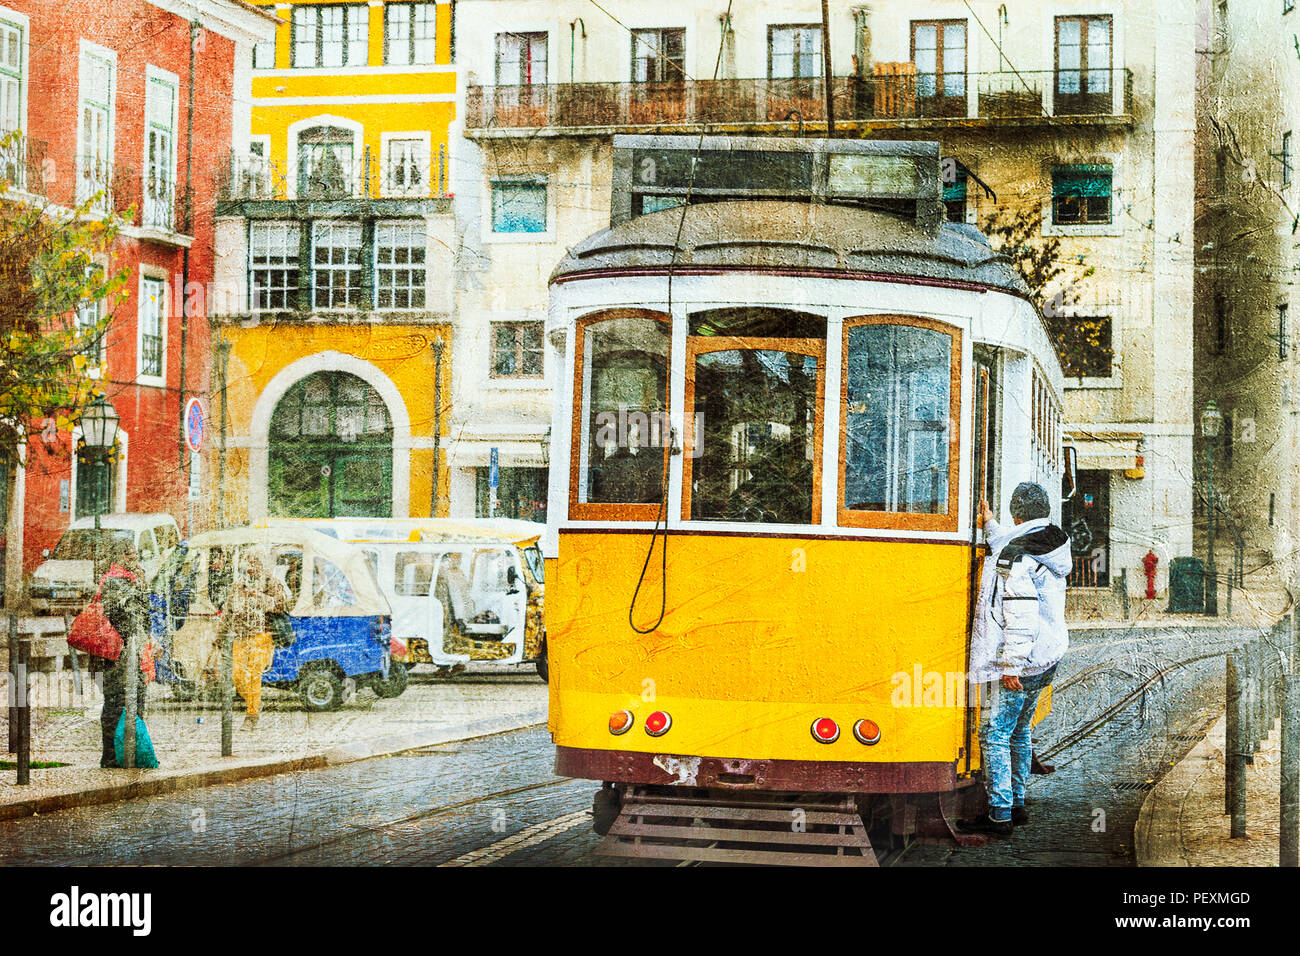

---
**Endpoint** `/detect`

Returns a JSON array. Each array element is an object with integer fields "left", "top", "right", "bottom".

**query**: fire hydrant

[{"left": 1143, "top": 550, "right": 1159, "bottom": 600}]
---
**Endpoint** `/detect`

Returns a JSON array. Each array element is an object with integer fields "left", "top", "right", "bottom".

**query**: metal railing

[
  {"left": 0, "top": 131, "right": 49, "bottom": 195},
  {"left": 218, "top": 145, "right": 449, "bottom": 202},
  {"left": 1223, "top": 616, "right": 1299, "bottom": 863},
  {"left": 464, "top": 69, "right": 1133, "bottom": 130}
]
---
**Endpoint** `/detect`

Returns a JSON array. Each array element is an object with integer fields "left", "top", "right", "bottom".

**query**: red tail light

[
  {"left": 609, "top": 711, "right": 634, "bottom": 735},
  {"left": 811, "top": 717, "right": 840, "bottom": 744},
  {"left": 853, "top": 719, "right": 881, "bottom": 745},
  {"left": 644, "top": 711, "right": 672, "bottom": 737}
]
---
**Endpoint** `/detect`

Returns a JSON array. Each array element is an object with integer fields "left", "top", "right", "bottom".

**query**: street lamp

[
  {"left": 80, "top": 394, "right": 134, "bottom": 767},
  {"left": 430, "top": 335, "right": 445, "bottom": 519},
  {"left": 1202, "top": 399, "right": 1222, "bottom": 617},
  {"left": 80, "top": 394, "right": 120, "bottom": 551}
]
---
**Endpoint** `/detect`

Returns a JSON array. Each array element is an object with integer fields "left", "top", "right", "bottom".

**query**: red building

[{"left": 0, "top": 0, "right": 274, "bottom": 597}]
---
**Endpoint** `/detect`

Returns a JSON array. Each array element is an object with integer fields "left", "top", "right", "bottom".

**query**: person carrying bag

[{"left": 83, "top": 545, "right": 154, "bottom": 768}]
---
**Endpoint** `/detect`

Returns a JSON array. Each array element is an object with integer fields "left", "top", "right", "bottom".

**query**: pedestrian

[
  {"left": 958, "top": 482, "right": 1071, "bottom": 836},
  {"left": 223, "top": 550, "right": 290, "bottom": 730},
  {"left": 95, "top": 542, "right": 150, "bottom": 769}
]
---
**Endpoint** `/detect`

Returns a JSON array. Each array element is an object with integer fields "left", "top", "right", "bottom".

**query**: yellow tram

[{"left": 545, "top": 136, "right": 1070, "bottom": 863}]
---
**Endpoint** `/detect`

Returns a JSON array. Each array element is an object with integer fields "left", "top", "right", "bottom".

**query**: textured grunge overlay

[{"left": 0, "top": 1, "right": 1292, "bottom": 895}]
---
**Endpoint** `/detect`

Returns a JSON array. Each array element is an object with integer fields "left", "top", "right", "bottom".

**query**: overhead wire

[{"left": 626, "top": 0, "right": 735, "bottom": 635}]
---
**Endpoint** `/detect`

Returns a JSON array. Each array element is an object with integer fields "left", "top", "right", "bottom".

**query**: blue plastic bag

[{"left": 113, "top": 712, "right": 160, "bottom": 769}]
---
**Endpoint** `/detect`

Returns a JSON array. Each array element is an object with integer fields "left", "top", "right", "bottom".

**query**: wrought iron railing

[
  {"left": 0, "top": 132, "right": 49, "bottom": 195},
  {"left": 218, "top": 144, "right": 450, "bottom": 202},
  {"left": 465, "top": 69, "right": 1133, "bottom": 130}
]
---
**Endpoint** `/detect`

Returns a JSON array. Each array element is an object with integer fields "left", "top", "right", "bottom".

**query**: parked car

[
  {"left": 150, "top": 526, "right": 401, "bottom": 711},
  {"left": 28, "top": 513, "right": 180, "bottom": 614}
]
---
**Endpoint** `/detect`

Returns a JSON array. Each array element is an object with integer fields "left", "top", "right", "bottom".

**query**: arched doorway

[{"left": 268, "top": 371, "right": 393, "bottom": 518}]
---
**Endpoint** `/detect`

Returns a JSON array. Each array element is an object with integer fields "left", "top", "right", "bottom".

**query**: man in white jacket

[{"left": 958, "top": 482, "right": 1072, "bottom": 836}]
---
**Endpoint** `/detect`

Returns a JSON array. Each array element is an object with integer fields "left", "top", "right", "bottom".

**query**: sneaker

[
  {"left": 1012, "top": 806, "right": 1030, "bottom": 826},
  {"left": 956, "top": 813, "right": 1014, "bottom": 836}
]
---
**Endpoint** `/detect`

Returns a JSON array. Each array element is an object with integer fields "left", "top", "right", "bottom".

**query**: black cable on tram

[{"left": 627, "top": 0, "right": 735, "bottom": 634}]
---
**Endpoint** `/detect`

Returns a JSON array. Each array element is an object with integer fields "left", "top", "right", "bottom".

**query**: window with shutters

[{"left": 1051, "top": 164, "right": 1112, "bottom": 225}]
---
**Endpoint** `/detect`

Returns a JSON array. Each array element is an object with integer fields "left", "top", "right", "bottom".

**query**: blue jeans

[{"left": 979, "top": 666, "right": 1057, "bottom": 822}]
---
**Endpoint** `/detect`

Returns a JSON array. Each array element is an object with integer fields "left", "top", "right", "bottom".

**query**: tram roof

[{"left": 549, "top": 200, "right": 1030, "bottom": 298}]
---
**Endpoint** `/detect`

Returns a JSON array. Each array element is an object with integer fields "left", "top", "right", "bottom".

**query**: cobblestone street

[{"left": 0, "top": 625, "right": 1255, "bottom": 866}]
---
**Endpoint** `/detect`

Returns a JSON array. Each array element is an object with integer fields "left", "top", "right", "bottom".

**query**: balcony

[
  {"left": 0, "top": 132, "right": 49, "bottom": 196},
  {"left": 464, "top": 68, "right": 1133, "bottom": 135},
  {"left": 102, "top": 165, "right": 193, "bottom": 246},
  {"left": 217, "top": 146, "right": 450, "bottom": 207}
]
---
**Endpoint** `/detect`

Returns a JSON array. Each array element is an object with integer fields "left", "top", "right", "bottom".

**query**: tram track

[{"left": 247, "top": 775, "right": 576, "bottom": 866}]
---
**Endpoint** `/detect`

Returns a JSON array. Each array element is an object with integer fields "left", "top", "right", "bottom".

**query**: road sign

[
  {"left": 187, "top": 450, "right": 200, "bottom": 502},
  {"left": 184, "top": 397, "right": 205, "bottom": 452},
  {"left": 489, "top": 447, "right": 499, "bottom": 517}
]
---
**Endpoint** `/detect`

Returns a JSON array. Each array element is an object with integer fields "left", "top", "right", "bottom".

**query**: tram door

[
  {"left": 972, "top": 346, "right": 1001, "bottom": 513},
  {"left": 968, "top": 347, "right": 1000, "bottom": 765}
]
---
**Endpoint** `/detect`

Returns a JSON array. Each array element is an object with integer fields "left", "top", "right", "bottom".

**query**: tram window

[
  {"left": 840, "top": 318, "right": 960, "bottom": 530},
  {"left": 572, "top": 311, "right": 671, "bottom": 519},
  {"left": 684, "top": 344, "right": 823, "bottom": 525}
]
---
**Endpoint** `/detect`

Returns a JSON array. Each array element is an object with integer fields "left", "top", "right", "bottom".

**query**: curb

[
  {"left": 1134, "top": 714, "right": 1226, "bottom": 867},
  {"left": 0, "top": 708, "right": 549, "bottom": 823}
]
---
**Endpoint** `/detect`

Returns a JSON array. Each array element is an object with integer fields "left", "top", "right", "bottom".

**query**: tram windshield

[
  {"left": 575, "top": 313, "right": 670, "bottom": 509},
  {"left": 843, "top": 321, "right": 955, "bottom": 515},
  {"left": 687, "top": 347, "right": 821, "bottom": 524}
]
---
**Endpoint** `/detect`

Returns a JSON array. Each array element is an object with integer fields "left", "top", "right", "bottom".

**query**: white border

[
  {"left": 76, "top": 39, "right": 118, "bottom": 208},
  {"left": 142, "top": 64, "right": 181, "bottom": 231},
  {"left": 286, "top": 113, "right": 363, "bottom": 200},
  {"left": 69, "top": 425, "right": 130, "bottom": 521},
  {"left": 1041, "top": 152, "right": 1124, "bottom": 238},
  {"left": 483, "top": 172, "right": 554, "bottom": 243},
  {"left": 0, "top": 5, "right": 29, "bottom": 138},
  {"left": 136, "top": 270, "right": 168, "bottom": 388},
  {"left": 379, "top": 129, "right": 432, "bottom": 198}
]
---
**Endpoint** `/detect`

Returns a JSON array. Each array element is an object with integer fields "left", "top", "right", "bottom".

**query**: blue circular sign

[{"left": 185, "top": 397, "right": 205, "bottom": 452}]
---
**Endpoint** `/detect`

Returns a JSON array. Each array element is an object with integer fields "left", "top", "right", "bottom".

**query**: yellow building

[{"left": 211, "top": 0, "right": 456, "bottom": 522}]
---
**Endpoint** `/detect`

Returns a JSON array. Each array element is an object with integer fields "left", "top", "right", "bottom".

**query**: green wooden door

[{"left": 268, "top": 372, "right": 393, "bottom": 518}]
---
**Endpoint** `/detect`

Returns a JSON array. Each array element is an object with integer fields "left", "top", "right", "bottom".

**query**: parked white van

[{"left": 28, "top": 513, "right": 181, "bottom": 614}]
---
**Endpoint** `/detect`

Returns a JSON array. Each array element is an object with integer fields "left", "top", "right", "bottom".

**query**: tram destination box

[{"left": 611, "top": 134, "right": 945, "bottom": 233}]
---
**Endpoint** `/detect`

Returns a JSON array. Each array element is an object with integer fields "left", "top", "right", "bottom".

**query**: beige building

[
  {"left": 453, "top": 0, "right": 1198, "bottom": 598},
  {"left": 1193, "top": 0, "right": 1300, "bottom": 601}
]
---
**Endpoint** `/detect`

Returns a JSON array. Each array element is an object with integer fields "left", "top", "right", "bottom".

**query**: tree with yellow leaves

[{"left": 1, "top": 130, "right": 130, "bottom": 546}]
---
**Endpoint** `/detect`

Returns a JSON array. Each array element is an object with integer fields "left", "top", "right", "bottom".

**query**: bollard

[
  {"left": 7, "top": 614, "right": 16, "bottom": 753},
  {"left": 16, "top": 638, "right": 29, "bottom": 785},
  {"left": 122, "top": 631, "right": 137, "bottom": 770},
  {"left": 1282, "top": 672, "right": 1299, "bottom": 866},
  {"left": 219, "top": 628, "right": 233, "bottom": 758},
  {"left": 1120, "top": 569, "right": 1130, "bottom": 619},
  {"left": 1230, "top": 653, "right": 1249, "bottom": 838},
  {"left": 62, "top": 613, "right": 82, "bottom": 701},
  {"left": 1227, "top": 655, "right": 1242, "bottom": 817}
]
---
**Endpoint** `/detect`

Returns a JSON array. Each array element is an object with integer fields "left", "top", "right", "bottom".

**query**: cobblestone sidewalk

[
  {"left": 1136, "top": 713, "right": 1288, "bottom": 866},
  {"left": 0, "top": 665, "right": 548, "bottom": 819}
]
